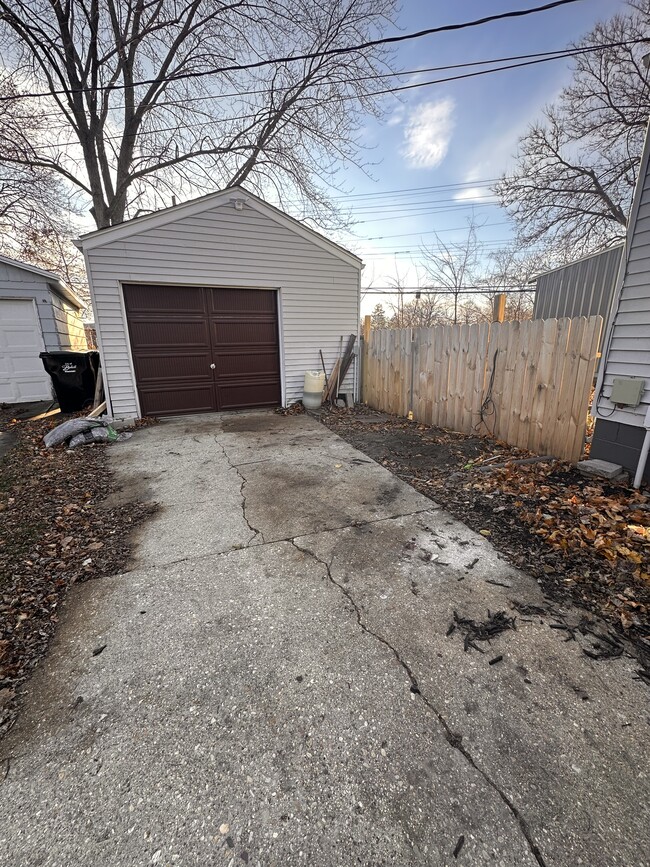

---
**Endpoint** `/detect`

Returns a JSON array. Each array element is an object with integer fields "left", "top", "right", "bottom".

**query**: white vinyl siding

[
  {"left": 597, "top": 158, "right": 650, "bottom": 426},
  {"left": 84, "top": 199, "right": 360, "bottom": 419}
]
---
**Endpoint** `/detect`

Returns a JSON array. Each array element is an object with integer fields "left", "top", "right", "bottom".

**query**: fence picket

[{"left": 529, "top": 318, "right": 559, "bottom": 455}]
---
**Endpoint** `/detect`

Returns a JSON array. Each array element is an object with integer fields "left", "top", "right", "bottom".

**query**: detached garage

[
  {"left": 0, "top": 255, "right": 87, "bottom": 404},
  {"left": 77, "top": 187, "right": 362, "bottom": 419}
]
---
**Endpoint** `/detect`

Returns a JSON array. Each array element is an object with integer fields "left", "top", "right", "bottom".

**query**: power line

[
  {"left": 354, "top": 220, "right": 512, "bottom": 241},
  {"left": 0, "top": 1, "right": 584, "bottom": 103},
  {"left": 314, "top": 180, "right": 499, "bottom": 202},
  {"left": 16, "top": 35, "right": 647, "bottom": 158},
  {"left": 349, "top": 195, "right": 498, "bottom": 214},
  {"left": 362, "top": 242, "right": 521, "bottom": 256},
  {"left": 351, "top": 204, "right": 501, "bottom": 225},
  {"left": 16, "top": 38, "right": 641, "bottom": 162},
  {"left": 8, "top": 34, "right": 635, "bottom": 119},
  {"left": 362, "top": 287, "right": 535, "bottom": 295},
  {"left": 8, "top": 38, "right": 642, "bottom": 151}
]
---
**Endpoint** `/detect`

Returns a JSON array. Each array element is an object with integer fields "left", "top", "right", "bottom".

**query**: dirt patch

[
  {"left": 221, "top": 411, "right": 282, "bottom": 434},
  {"left": 0, "top": 408, "right": 156, "bottom": 737},
  {"left": 322, "top": 406, "right": 650, "bottom": 671}
]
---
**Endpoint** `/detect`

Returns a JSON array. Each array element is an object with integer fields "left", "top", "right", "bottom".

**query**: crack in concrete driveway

[
  {"left": 289, "top": 538, "right": 546, "bottom": 867},
  {"left": 0, "top": 411, "right": 648, "bottom": 867}
]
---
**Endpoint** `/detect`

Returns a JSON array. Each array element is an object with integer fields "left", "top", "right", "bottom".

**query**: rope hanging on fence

[{"left": 476, "top": 349, "right": 498, "bottom": 435}]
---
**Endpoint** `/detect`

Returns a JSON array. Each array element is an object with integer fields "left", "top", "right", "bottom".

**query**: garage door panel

[
  {"left": 128, "top": 320, "right": 210, "bottom": 348},
  {"left": 217, "top": 379, "right": 281, "bottom": 410},
  {"left": 133, "top": 352, "right": 213, "bottom": 382},
  {"left": 209, "top": 288, "right": 276, "bottom": 314},
  {"left": 124, "top": 284, "right": 206, "bottom": 314},
  {"left": 211, "top": 320, "right": 278, "bottom": 346},
  {"left": 138, "top": 384, "right": 216, "bottom": 417},
  {"left": 215, "top": 350, "right": 280, "bottom": 377}
]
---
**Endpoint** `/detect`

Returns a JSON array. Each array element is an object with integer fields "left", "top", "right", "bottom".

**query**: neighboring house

[
  {"left": 0, "top": 254, "right": 87, "bottom": 404},
  {"left": 532, "top": 245, "right": 623, "bottom": 356},
  {"left": 76, "top": 187, "right": 362, "bottom": 419},
  {"left": 592, "top": 120, "right": 650, "bottom": 483}
]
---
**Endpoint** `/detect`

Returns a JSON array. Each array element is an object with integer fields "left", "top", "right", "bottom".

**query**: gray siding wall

[
  {"left": 50, "top": 288, "right": 87, "bottom": 350},
  {"left": 596, "top": 166, "right": 650, "bottom": 426},
  {"left": 0, "top": 261, "right": 60, "bottom": 351},
  {"left": 533, "top": 246, "right": 622, "bottom": 323},
  {"left": 85, "top": 201, "right": 360, "bottom": 418},
  {"left": 591, "top": 418, "right": 650, "bottom": 480}
]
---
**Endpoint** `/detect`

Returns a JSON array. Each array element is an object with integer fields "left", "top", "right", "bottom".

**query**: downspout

[{"left": 633, "top": 405, "right": 650, "bottom": 489}]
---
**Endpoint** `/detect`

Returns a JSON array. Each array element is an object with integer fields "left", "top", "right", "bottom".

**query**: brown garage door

[{"left": 123, "top": 284, "right": 281, "bottom": 416}]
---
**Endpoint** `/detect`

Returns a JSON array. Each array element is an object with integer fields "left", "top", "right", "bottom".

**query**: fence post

[
  {"left": 361, "top": 315, "right": 371, "bottom": 403},
  {"left": 492, "top": 293, "right": 506, "bottom": 323},
  {"left": 408, "top": 327, "right": 417, "bottom": 419}
]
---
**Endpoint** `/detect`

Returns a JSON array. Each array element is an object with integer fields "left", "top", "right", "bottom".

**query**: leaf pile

[
  {"left": 473, "top": 465, "right": 650, "bottom": 569},
  {"left": 0, "top": 411, "right": 156, "bottom": 737}
]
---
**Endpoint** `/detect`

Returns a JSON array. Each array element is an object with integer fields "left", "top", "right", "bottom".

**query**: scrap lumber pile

[{"left": 322, "top": 334, "right": 356, "bottom": 404}]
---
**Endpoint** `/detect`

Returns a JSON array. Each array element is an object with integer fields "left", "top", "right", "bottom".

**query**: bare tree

[
  {"left": 494, "top": 1, "right": 650, "bottom": 257},
  {"left": 0, "top": 77, "right": 73, "bottom": 239},
  {"left": 480, "top": 244, "right": 548, "bottom": 321},
  {"left": 18, "top": 226, "right": 89, "bottom": 300},
  {"left": 0, "top": 0, "right": 397, "bottom": 230},
  {"left": 388, "top": 293, "right": 449, "bottom": 327},
  {"left": 0, "top": 75, "right": 89, "bottom": 296},
  {"left": 419, "top": 220, "right": 482, "bottom": 325}
]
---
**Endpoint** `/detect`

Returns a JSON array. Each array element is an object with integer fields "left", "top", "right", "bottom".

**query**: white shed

[
  {"left": 0, "top": 255, "right": 87, "bottom": 404},
  {"left": 77, "top": 187, "right": 362, "bottom": 419},
  {"left": 593, "top": 119, "right": 650, "bottom": 481}
]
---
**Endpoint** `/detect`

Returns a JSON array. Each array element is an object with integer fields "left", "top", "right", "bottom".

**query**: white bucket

[{"left": 303, "top": 370, "right": 325, "bottom": 409}]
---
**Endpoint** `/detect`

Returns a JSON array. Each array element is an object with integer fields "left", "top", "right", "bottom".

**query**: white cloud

[
  {"left": 453, "top": 186, "right": 485, "bottom": 202},
  {"left": 402, "top": 98, "right": 455, "bottom": 169}
]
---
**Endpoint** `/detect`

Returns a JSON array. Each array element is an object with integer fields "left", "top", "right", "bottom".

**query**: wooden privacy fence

[{"left": 362, "top": 316, "right": 602, "bottom": 463}]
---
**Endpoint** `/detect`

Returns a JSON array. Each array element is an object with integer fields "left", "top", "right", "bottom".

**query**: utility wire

[
  {"left": 13, "top": 39, "right": 643, "bottom": 157},
  {"left": 362, "top": 287, "right": 535, "bottom": 295},
  {"left": 7, "top": 36, "right": 638, "bottom": 119},
  {"left": 8, "top": 39, "right": 643, "bottom": 153},
  {"left": 0, "top": 0, "right": 587, "bottom": 102}
]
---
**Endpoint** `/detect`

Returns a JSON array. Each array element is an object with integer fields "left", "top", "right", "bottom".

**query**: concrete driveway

[{"left": 1, "top": 411, "right": 648, "bottom": 867}]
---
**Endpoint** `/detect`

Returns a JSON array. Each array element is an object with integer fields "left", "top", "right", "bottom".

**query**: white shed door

[{"left": 0, "top": 299, "right": 52, "bottom": 403}]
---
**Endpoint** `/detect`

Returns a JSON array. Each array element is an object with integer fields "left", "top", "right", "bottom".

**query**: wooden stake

[
  {"left": 92, "top": 366, "right": 104, "bottom": 409},
  {"left": 87, "top": 400, "right": 107, "bottom": 419},
  {"left": 363, "top": 315, "right": 371, "bottom": 343}
]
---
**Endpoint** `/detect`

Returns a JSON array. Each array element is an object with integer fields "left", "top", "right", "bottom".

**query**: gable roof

[
  {"left": 0, "top": 253, "right": 85, "bottom": 309},
  {"left": 76, "top": 186, "right": 363, "bottom": 270}
]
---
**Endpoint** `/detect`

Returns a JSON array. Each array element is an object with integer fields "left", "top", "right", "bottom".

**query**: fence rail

[{"left": 362, "top": 316, "right": 602, "bottom": 462}]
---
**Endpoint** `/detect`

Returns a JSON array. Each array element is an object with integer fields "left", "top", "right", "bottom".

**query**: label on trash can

[{"left": 62, "top": 362, "right": 77, "bottom": 373}]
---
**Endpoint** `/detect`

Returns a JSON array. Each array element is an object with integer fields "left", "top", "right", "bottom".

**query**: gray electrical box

[{"left": 609, "top": 377, "right": 645, "bottom": 407}]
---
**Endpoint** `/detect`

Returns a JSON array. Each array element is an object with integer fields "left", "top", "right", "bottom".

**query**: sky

[{"left": 324, "top": 0, "right": 628, "bottom": 315}]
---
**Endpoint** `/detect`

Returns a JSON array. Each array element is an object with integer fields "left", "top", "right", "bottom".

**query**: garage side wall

[
  {"left": 49, "top": 289, "right": 88, "bottom": 350},
  {"left": 85, "top": 202, "right": 360, "bottom": 418}
]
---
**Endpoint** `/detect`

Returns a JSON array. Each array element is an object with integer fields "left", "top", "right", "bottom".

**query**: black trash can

[{"left": 40, "top": 351, "right": 100, "bottom": 413}]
